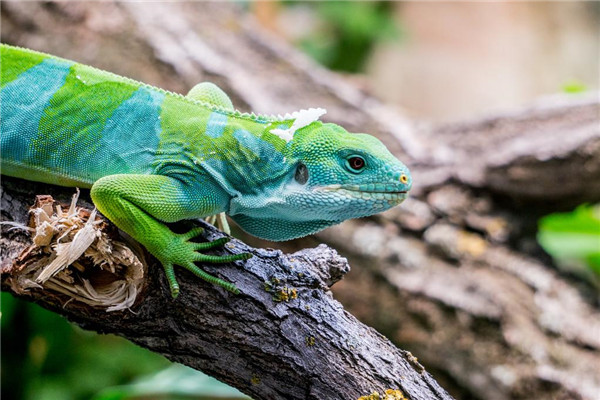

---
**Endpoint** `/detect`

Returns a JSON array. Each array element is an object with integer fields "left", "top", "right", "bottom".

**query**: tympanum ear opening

[{"left": 295, "top": 163, "right": 309, "bottom": 184}]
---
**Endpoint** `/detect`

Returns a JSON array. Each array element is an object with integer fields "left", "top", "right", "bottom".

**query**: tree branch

[{"left": 0, "top": 176, "right": 452, "bottom": 400}]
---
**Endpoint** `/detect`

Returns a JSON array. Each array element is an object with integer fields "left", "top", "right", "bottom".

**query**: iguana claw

[{"left": 162, "top": 227, "right": 251, "bottom": 298}]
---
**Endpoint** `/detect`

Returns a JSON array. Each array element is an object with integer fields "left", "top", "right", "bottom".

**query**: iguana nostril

[{"left": 400, "top": 174, "right": 409, "bottom": 184}]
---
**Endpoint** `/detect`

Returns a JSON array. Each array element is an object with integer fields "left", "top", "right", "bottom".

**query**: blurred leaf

[
  {"left": 289, "top": 1, "right": 402, "bottom": 72},
  {"left": 0, "top": 292, "right": 17, "bottom": 327},
  {"left": 562, "top": 79, "right": 588, "bottom": 94},
  {"left": 94, "top": 364, "right": 250, "bottom": 400},
  {"left": 317, "top": 1, "right": 398, "bottom": 41},
  {"left": 538, "top": 204, "right": 600, "bottom": 285},
  {"left": 1, "top": 296, "right": 170, "bottom": 400}
]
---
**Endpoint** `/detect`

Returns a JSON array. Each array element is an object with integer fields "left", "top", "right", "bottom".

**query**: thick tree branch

[{"left": 1, "top": 177, "right": 452, "bottom": 400}]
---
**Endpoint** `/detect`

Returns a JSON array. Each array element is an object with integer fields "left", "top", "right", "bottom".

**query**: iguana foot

[{"left": 159, "top": 227, "right": 251, "bottom": 298}]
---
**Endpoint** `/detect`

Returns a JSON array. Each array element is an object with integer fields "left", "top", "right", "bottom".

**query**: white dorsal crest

[{"left": 270, "top": 108, "right": 327, "bottom": 142}]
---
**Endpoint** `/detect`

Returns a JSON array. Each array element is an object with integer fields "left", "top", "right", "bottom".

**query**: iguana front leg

[
  {"left": 90, "top": 174, "right": 250, "bottom": 297},
  {"left": 187, "top": 82, "right": 234, "bottom": 235}
]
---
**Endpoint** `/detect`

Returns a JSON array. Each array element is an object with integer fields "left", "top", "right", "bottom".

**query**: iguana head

[
  {"left": 286, "top": 121, "right": 411, "bottom": 219},
  {"left": 230, "top": 120, "right": 411, "bottom": 241}
]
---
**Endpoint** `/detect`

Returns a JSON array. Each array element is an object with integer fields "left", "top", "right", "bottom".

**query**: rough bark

[
  {"left": 1, "top": 176, "right": 450, "bottom": 400},
  {"left": 2, "top": 2, "right": 599, "bottom": 400}
]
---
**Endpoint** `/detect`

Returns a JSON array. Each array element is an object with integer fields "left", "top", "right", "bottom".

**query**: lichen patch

[{"left": 358, "top": 389, "right": 408, "bottom": 400}]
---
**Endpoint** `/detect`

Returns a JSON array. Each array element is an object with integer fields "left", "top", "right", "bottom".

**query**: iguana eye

[
  {"left": 295, "top": 163, "right": 309, "bottom": 184},
  {"left": 346, "top": 156, "right": 365, "bottom": 173}
]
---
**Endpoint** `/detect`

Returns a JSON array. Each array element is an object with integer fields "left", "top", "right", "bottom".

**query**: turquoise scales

[
  {"left": 1, "top": 48, "right": 284, "bottom": 188},
  {"left": 0, "top": 44, "right": 412, "bottom": 297}
]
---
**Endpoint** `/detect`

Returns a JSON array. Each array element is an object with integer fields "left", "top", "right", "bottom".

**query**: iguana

[{"left": 0, "top": 44, "right": 412, "bottom": 297}]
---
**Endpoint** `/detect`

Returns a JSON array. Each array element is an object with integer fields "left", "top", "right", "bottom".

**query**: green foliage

[
  {"left": 94, "top": 364, "right": 249, "bottom": 400},
  {"left": 561, "top": 79, "right": 588, "bottom": 94},
  {"left": 290, "top": 2, "right": 402, "bottom": 72},
  {"left": 0, "top": 295, "right": 249, "bottom": 400},
  {"left": 538, "top": 204, "right": 600, "bottom": 285},
  {"left": 1, "top": 293, "right": 169, "bottom": 400}
]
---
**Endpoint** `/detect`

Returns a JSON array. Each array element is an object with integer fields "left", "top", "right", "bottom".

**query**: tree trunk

[{"left": 2, "top": 2, "right": 599, "bottom": 400}]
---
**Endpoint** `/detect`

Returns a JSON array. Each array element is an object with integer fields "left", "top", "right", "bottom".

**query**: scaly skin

[{"left": 0, "top": 44, "right": 412, "bottom": 297}]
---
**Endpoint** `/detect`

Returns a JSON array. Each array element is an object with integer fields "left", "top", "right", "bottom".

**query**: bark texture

[
  {"left": 1, "top": 177, "right": 450, "bottom": 400},
  {"left": 2, "top": 2, "right": 599, "bottom": 400}
]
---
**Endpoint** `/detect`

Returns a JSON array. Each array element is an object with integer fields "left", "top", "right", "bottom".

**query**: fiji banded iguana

[{"left": 0, "top": 44, "right": 412, "bottom": 297}]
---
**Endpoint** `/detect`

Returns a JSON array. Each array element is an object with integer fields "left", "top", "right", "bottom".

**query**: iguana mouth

[
  {"left": 316, "top": 184, "right": 409, "bottom": 200},
  {"left": 318, "top": 184, "right": 408, "bottom": 194}
]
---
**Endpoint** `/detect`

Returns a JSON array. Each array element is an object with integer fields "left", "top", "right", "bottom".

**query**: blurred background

[
  {"left": 1, "top": 2, "right": 599, "bottom": 400},
  {"left": 256, "top": 1, "right": 599, "bottom": 121}
]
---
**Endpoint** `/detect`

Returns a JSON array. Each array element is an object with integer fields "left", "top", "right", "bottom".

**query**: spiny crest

[{"left": 269, "top": 108, "right": 327, "bottom": 142}]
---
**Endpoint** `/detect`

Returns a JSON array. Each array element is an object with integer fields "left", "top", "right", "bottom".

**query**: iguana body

[{"left": 0, "top": 44, "right": 412, "bottom": 297}]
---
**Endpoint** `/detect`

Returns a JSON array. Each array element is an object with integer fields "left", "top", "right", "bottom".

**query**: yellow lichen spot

[
  {"left": 250, "top": 374, "right": 261, "bottom": 385},
  {"left": 305, "top": 336, "right": 316, "bottom": 346},
  {"left": 274, "top": 286, "right": 297, "bottom": 302},
  {"left": 358, "top": 392, "right": 380, "bottom": 400},
  {"left": 457, "top": 231, "right": 487, "bottom": 257},
  {"left": 264, "top": 277, "right": 281, "bottom": 292},
  {"left": 358, "top": 389, "right": 407, "bottom": 400},
  {"left": 384, "top": 388, "right": 407, "bottom": 400}
]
